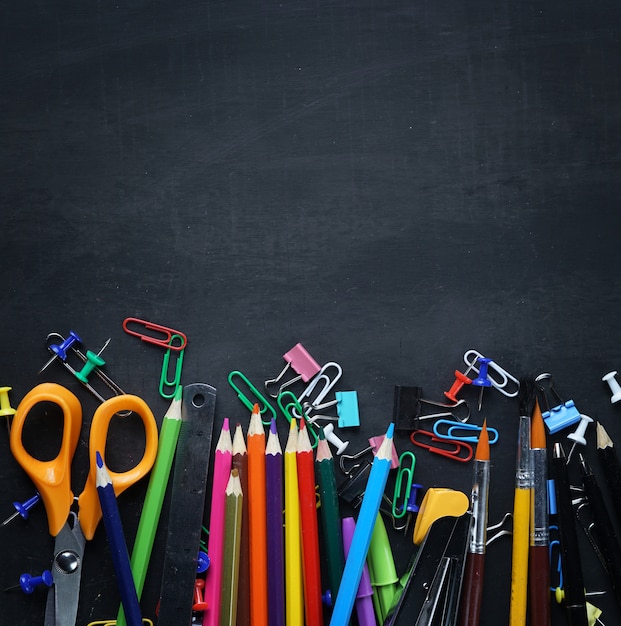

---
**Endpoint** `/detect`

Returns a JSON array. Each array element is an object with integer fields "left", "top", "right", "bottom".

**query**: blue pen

[
  {"left": 95, "top": 451, "right": 143, "bottom": 626},
  {"left": 329, "top": 423, "right": 395, "bottom": 626}
]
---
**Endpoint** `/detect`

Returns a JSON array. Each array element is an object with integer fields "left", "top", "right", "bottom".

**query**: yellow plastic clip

[
  {"left": 412, "top": 487, "right": 470, "bottom": 545},
  {"left": 228, "top": 370, "right": 277, "bottom": 426},
  {"left": 392, "top": 451, "right": 416, "bottom": 519},
  {"left": 159, "top": 334, "right": 184, "bottom": 399}
]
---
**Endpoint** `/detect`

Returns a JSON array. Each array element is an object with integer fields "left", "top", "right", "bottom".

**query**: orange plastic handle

[
  {"left": 78, "top": 394, "right": 159, "bottom": 540},
  {"left": 10, "top": 383, "right": 82, "bottom": 537}
]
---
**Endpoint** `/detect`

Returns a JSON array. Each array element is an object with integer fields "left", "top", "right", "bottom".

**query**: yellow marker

[{"left": 284, "top": 419, "right": 303, "bottom": 626}]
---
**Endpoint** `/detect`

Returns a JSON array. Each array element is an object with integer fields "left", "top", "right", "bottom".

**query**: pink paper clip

[
  {"left": 265, "top": 343, "right": 321, "bottom": 397},
  {"left": 122, "top": 317, "right": 187, "bottom": 351}
]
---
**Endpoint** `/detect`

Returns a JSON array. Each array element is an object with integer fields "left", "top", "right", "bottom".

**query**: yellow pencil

[{"left": 284, "top": 418, "right": 304, "bottom": 626}]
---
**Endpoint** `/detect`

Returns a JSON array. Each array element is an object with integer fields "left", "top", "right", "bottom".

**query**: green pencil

[
  {"left": 116, "top": 386, "right": 183, "bottom": 626},
  {"left": 315, "top": 429, "right": 345, "bottom": 603}
]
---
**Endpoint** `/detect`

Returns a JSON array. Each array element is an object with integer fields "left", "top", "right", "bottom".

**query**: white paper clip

[
  {"left": 297, "top": 361, "right": 343, "bottom": 410},
  {"left": 463, "top": 349, "right": 519, "bottom": 398},
  {"left": 264, "top": 343, "right": 321, "bottom": 398}
]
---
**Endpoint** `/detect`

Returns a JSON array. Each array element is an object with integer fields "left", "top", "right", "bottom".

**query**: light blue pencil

[{"left": 329, "top": 423, "right": 395, "bottom": 626}]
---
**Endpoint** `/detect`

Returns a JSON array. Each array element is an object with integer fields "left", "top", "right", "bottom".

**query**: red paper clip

[
  {"left": 122, "top": 317, "right": 187, "bottom": 351},
  {"left": 409, "top": 429, "right": 473, "bottom": 462}
]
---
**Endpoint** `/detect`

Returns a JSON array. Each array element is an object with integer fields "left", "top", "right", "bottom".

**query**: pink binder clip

[
  {"left": 369, "top": 434, "right": 400, "bottom": 469},
  {"left": 265, "top": 343, "right": 321, "bottom": 398}
]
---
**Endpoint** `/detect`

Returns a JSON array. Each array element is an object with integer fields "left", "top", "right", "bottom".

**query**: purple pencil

[
  {"left": 265, "top": 418, "right": 285, "bottom": 626},
  {"left": 342, "top": 517, "right": 376, "bottom": 626}
]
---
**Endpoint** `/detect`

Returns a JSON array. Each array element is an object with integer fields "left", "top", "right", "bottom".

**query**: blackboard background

[{"left": 2, "top": 1, "right": 621, "bottom": 624}]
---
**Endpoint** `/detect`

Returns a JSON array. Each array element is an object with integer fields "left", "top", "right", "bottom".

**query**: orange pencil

[
  {"left": 247, "top": 404, "right": 268, "bottom": 626},
  {"left": 297, "top": 419, "right": 324, "bottom": 626}
]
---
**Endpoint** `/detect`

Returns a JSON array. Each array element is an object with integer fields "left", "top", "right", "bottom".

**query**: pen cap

[
  {"left": 342, "top": 517, "right": 373, "bottom": 599},
  {"left": 367, "top": 513, "right": 398, "bottom": 586}
]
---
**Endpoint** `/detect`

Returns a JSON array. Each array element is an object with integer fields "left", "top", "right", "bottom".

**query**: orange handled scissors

[{"left": 10, "top": 382, "right": 158, "bottom": 626}]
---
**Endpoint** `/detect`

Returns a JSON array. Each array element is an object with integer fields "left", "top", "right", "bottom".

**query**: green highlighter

[{"left": 367, "top": 513, "right": 399, "bottom": 622}]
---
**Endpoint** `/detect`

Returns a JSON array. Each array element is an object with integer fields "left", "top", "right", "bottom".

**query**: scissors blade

[{"left": 45, "top": 515, "right": 86, "bottom": 626}]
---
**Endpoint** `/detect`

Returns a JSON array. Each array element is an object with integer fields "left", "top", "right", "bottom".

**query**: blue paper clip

[
  {"left": 228, "top": 370, "right": 277, "bottom": 425},
  {"left": 159, "top": 334, "right": 185, "bottom": 399},
  {"left": 432, "top": 419, "right": 499, "bottom": 444},
  {"left": 277, "top": 390, "right": 319, "bottom": 448},
  {"left": 392, "top": 451, "right": 416, "bottom": 519}
]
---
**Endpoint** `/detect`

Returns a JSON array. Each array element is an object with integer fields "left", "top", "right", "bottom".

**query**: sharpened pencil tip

[
  {"left": 96, "top": 450, "right": 104, "bottom": 468},
  {"left": 386, "top": 423, "right": 395, "bottom": 439}
]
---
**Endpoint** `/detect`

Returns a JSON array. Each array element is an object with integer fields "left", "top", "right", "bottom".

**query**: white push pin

[
  {"left": 323, "top": 423, "right": 349, "bottom": 455},
  {"left": 602, "top": 371, "right": 621, "bottom": 403},
  {"left": 566, "top": 414, "right": 594, "bottom": 464}
]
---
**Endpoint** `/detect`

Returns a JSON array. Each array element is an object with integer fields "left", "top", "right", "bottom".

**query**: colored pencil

[
  {"left": 342, "top": 517, "right": 376, "bottom": 626},
  {"left": 553, "top": 443, "right": 588, "bottom": 626},
  {"left": 116, "top": 388, "right": 182, "bottom": 626},
  {"left": 297, "top": 418, "right": 324, "bottom": 626},
  {"left": 529, "top": 400, "right": 551, "bottom": 626},
  {"left": 96, "top": 451, "right": 143, "bottom": 626},
  {"left": 285, "top": 418, "right": 304, "bottom": 626},
  {"left": 220, "top": 469, "right": 243, "bottom": 626},
  {"left": 232, "top": 422, "right": 251, "bottom": 626},
  {"left": 329, "top": 423, "right": 395, "bottom": 626},
  {"left": 247, "top": 403, "right": 268, "bottom": 626},
  {"left": 265, "top": 418, "right": 285, "bottom": 626},
  {"left": 203, "top": 418, "right": 233, "bottom": 626},
  {"left": 458, "top": 420, "right": 490, "bottom": 626},
  {"left": 509, "top": 378, "right": 535, "bottom": 626},
  {"left": 315, "top": 429, "right": 345, "bottom": 603}
]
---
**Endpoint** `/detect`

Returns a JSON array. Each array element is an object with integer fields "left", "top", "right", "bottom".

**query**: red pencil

[{"left": 297, "top": 419, "right": 324, "bottom": 626}]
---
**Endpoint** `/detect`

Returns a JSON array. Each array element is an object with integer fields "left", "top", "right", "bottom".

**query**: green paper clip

[
  {"left": 392, "top": 451, "right": 416, "bottom": 519},
  {"left": 277, "top": 390, "right": 319, "bottom": 449},
  {"left": 159, "top": 335, "right": 185, "bottom": 399},
  {"left": 228, "top": 370, "right": 277, "bottom": 425}
]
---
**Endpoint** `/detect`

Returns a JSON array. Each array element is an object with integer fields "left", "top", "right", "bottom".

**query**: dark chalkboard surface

[{"left": 2, "top": 1, "right": 621, "bottom": 624}]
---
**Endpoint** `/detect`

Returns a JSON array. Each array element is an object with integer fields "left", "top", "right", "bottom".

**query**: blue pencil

[
  {"left": 329, "top": 423, "right": 394, "bottom": 626},
  {"left": 95, "top": 451, "right": 143, "bottom": 626}
]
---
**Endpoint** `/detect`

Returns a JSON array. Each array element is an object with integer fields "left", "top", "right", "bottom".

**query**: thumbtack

[
  {"left": 192, "top": 578, "right": 208, "bottom": 611},
  {"left": 322, "top": 590, "right": 333, "bottom": 607},
  {"left": 74, "top": 339, "right": 110, "bottom": 384},
  {"left": 0, "top": 386, "right": 17, "bottom": 435},
  {"left": 602, "top": 371, "right": 621, "bottom": 403},
  {"left": 323, "top": 423, "right": 349, "bottom": 455},
  {"left": 1, "top": 492, "right": 41, "bottom": 527},
  {"left": 470, "top": 357, "right": 493, "bottom": 411},
  {"left": 3, "top": 570, "right": 53, "bottom": 594},
  {"left": 443, "top": 367, "right": 474, "bottom": 403},
  {"left": 566, "top": 414, "right": 594, "bottom": 464},
  {"left": 38, "top": 330, "right": 82, "bottom": 374},
  {"left": 196, "top": 550, "right": 210, "bottom": 574}
]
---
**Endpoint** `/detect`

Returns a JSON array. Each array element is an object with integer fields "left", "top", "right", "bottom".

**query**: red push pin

[
  {"left": 192, "top": 578, "right": 209, "bottom": 612},
  {"left": 443, "top": 369, "right": 473, "bottom": 403}
]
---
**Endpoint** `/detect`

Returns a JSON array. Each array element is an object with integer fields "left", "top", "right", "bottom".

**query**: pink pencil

[{"left": 203, "top": 418, "right": 233, "bottom": 626}]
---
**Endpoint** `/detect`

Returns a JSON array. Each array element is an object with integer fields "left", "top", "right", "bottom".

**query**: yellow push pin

[{"left": 0, "top": 386, "right": 17, "bottom": 434}]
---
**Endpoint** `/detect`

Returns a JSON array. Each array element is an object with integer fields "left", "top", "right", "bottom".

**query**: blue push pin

[
  {"left": 471, "top": 357, "right": 493, "bottom": 410},
  {"left": 1, "top": 492, "right": 41, "bottom": 527},
  {"left": 322, "top": 589, "right": 333, "bottom": 607},
  {"left": 39, "top": 331, "right": 82, "bottom": 374},
  {"left": 19, "top": 570, "right": 53, "bottom": 594},
  {"left": 196, "top": 550, "right": 210, "bottom": 574}
]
